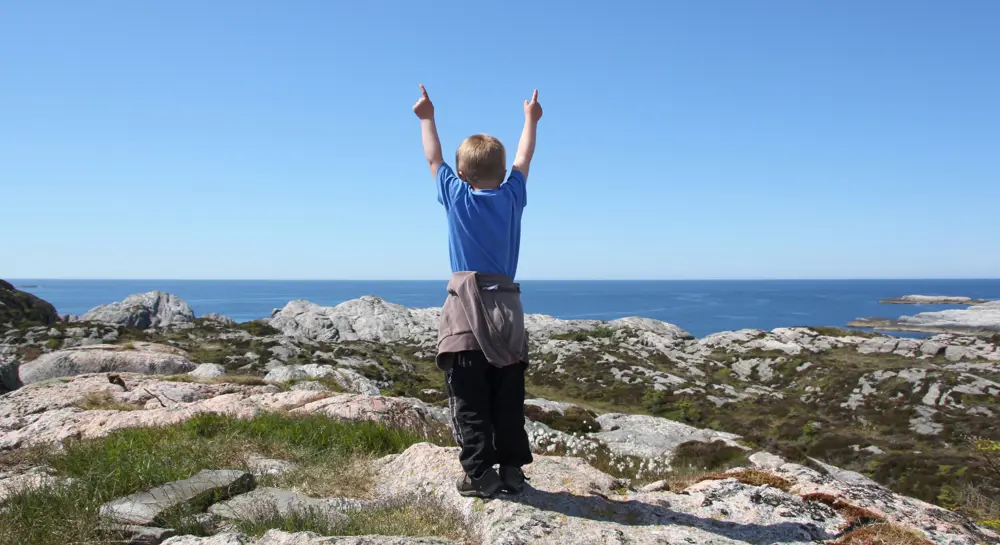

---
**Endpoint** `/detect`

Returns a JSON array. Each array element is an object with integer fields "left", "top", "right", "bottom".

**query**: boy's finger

[
  {"left": 531, "top": 89, "right": 538, "bottom": 103},
  {"left": 419, "top": 84, "right": 429, "bottom": 98}
]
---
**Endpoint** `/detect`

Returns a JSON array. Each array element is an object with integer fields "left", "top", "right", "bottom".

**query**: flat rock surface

[
  {"left": 163, "top": 532, "right": 456, "bottom": 544},
  {"left": 208, "top": 487, "right": 362, "bottom": 525},
  {"left": 100, "top": 469, "right": 255, "bottom": 525},
  {"left": 18, "top": 342, "right": 197, "bottom": 384},
  {"left": 592, "top": 413, "right": 743, "bottom": 460}
]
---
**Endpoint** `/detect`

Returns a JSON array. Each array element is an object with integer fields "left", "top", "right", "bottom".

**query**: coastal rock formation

[
  {"left": 850, "top": 301, "right": 1000, "bottom": 335},
  {"left": 3, "top": 289, "right": 1000, "bottom": 543},
  {"left": 267, "top": 296, "right": 694, "bottom": 345},
  {"left": 0, "top": 279, "right": 59, "bottom": 326},
  {"left": 4, "top": 371, "right": 995, "bottom": 544},
  {"left": 17, "top": 342, "right": 198, "bottom": 385},
  {"left": 880, "top": 295, "right": 991, "bottom": 305},
  {"left": 267, "top": 298, "right": 439, "bottom": 344},
  {"left": 81, "top": 290, "right": 195, "bottom": 328}
]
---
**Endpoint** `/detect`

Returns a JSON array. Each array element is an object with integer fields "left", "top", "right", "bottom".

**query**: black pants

[{"left": 445, "top": 350, "right": 533, "bottom": 478}]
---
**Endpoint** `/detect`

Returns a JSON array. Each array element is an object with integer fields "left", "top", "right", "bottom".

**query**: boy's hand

[
  {"left": 524, "top": 89, "right": 542, "bottom": 123},
  {"left": 413, "top": 84, "right": 435, "bottom": 120}
]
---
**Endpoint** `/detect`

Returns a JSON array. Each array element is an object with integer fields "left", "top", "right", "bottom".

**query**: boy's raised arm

[
  {"left": 413, "top": 84, "right": 444, "bottom": 176},
  {"left": 512, "top": 89, "right": 543, "bottom": 179}
]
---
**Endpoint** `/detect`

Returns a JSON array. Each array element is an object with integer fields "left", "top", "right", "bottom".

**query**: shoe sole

[{"left": 457, "top": 488, "right": 499, "bottom": 498}]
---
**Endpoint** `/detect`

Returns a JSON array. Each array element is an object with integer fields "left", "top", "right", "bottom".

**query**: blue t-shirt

[{"left": 437, "top": 163, "right": 526, "bottom": 278}]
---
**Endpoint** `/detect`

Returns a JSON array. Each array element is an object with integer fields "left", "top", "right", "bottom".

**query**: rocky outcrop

[
  {"left": 881, "top": 295, "right": 991, "bottom": 305},
  {"left": 267, "top": 297, "right": 439, "bottom": 344},
  {"left": 81, "top": 291, "right": 195, "bottom": 328},
  {"left": 850, "top": 301, "right": 1000, "bottom": 335},
  {"left": 17, "top": 342, "right": 197, "bottom": 384},
  {"left": 267, "top": 296, "right": 694, "bottom": 345},
  {"left": 376, "top": 443, "right": 996, "bottom": 545},
  {"left": 1, "top": 371, "right": 997, "bottom": 544},
  {"left": 591, "top": 413, "right": 744, "bottom": 460},
  {"left": 0, "top": 279, "right": 59, "bottom": 326}
]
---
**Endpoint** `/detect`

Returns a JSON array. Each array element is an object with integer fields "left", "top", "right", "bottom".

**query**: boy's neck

[{"left": 470, "top": 180, "right": 502, "bottom": 191}]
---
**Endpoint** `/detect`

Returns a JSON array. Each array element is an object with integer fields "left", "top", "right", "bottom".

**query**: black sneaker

[
  {"left": 456, "top": 469, "right": 504, "bottom": 498},
  {"left": 499, "top": 466, "right": 528, "bottom": 494}
]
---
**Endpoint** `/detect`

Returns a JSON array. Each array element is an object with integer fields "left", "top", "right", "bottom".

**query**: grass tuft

[
  {"left": 696, "top": 469, "right": 793, "bottom": 492},
  {"left": 74, "top": 390, "right": 144, "bottom": 411},
  {"left": 801, "top": 493, "right": 885, "bottom": 526},
  {"left": 231, "top": 497, "right": 468, "bottom": 541},
  {"left": 829, "top": 523, "right": 933, "bottom": 545}
]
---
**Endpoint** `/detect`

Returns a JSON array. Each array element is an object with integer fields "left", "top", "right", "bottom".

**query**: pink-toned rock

[{"left": 292, "top": 394, "right": 445, "bottom": 436}]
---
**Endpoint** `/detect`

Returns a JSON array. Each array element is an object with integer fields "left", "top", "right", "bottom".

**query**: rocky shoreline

[
  {"left": 879, "top": 295, "right": 992, "bottom": 305},
  {"left": 850, "top": 301, "right": 1000, "bottom": 336},
  {"left": 2, "top": 281, "right": 1000, "bottom": 544}
]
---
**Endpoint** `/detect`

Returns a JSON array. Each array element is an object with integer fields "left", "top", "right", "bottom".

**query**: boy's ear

[{"left": 457, "top": 170, "right": 468, "bottom": 182}]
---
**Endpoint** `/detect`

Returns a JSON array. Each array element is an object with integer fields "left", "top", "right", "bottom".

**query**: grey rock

[
  {"left": 100, "top": 469, "right": 255, "bottom": 525},
  {"left": 290, "top": 381, "right": 329, "bottom": 392},
  {"left": 162, "top": 534, "right": 251, "bottom": 545},
  {"left": 203, "top": 313, "right": 237, "bottom": 325},
  {"left": 945, "top": 345, "right": 975, "bottom": 362},
  {"left": 269, "top": 296, "right": 692, "bottom": 344},
  {"left": 117, "top": 525, "right": 177, "bottom": 545},
  {"left": 881, "top": 295, "right": 989, "bottom": 305},
  {"left": 246, "top": 457, "right": 295, "bottom": 477},
  {"left": 0, "top": 346, "right": 21, "bottom": 392},
  {"left": 591, "top": 413, "right": 743, "bottom": 461},
  {"left": 378, "top": 443, "right": 842, "bottom": 545},
  {"left": 81, "top": 291, "right": 195, "bottom": 329},
  {"left": 260, "top": 532, "right": 458, "bottom": 544},
  {"left": 264, "top": 365, "right": 307, "bottom": 383},
  {"left": 19, "top": 343, "right": 197, "bottom": 384},
  {"left": 266, "top": 364, "right": 379, "bottom": 396},
  {"left": 852, "top": 301, "right": 1000, "bottom": 335},
  {"left": 208, "top": 487, "right": 356, "bottom": 526},
  {"left": 749, "top": 451, "right": 786, "bottom": 470},
  {"left": 268, "top": 345, "right": 298, "bottom": 361},
  {"left": 639, "top": 479, "right": 669, "bottom": 492},
  {"left": 188, "top": 363, "right": 226, "bottom": 379},
  {"left": 269, "top": 297, "right": 439, "bottom": 343},
  {"left": 808, "top": 457, "right": 880, "bottom": 486}
]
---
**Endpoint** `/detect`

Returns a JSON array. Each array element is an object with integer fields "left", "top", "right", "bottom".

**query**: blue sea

[{"left": 10, "top": 279, "right": 1000, "bottom": 339}]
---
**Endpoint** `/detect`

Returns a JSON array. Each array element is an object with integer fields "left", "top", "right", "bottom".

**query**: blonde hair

[{"left": 456, "top": 134, "right": 506, "bottom": 184}]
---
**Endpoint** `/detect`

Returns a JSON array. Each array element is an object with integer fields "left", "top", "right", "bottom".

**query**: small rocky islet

[
  {"left": 852, "top": 294, "right": 1000, "bottom": 336},
  {"left": 1, "top": 281, "right": 999, "bottom": 544}
]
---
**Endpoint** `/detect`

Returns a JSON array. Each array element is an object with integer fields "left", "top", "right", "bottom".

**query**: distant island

[
  {"left": 879, "top": 294, "right": 991, "bottom": 305},
  {"left": 17, "top": 284, "right": 39, "bottom": 288},
  {"left": 850, "top": 298, "right": 1000, "bottom": 336}
]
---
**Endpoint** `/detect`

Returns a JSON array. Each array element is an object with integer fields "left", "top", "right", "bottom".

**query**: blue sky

[{"left": 2, "top": 0, "right": 997, "bottom": 280}]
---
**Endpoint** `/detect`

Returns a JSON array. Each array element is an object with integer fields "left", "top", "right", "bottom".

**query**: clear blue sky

[{"left": 2, "top": 0, "right": 997, "bottom": 280}]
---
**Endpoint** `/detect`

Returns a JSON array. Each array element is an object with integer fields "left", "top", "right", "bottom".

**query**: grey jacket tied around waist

[{"left": 437, "top": 272, "right": 530, "bottom": 370}]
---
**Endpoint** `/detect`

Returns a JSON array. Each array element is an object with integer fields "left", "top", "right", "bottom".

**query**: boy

[{"left": 412, "top": 84, "right": 542, "bottom": 497}]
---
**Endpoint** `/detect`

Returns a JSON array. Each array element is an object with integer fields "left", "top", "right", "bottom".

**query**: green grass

[
  {"left": 809, "top": 326, "right": 883, "bottom": 338},
  {"left": 0, "top": 412, "right": 429, "bottom": 545},
  {"left": 550, "top": 327, "right": 617, "bottom": 342},
  {"left": 232, "top": 499, "right": 468, "bottom": 541}
]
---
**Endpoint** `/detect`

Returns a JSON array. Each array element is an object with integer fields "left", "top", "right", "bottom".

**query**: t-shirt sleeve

[
  {"left": 502, "top": 170, "right": 527, "bottom": 209},
  {"left": 436, "top": 163, "right": 463, "bottom": 209}
]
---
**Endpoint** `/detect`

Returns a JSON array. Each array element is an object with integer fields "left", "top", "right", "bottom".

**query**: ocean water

[{"left": 10, "top": 279, "right": 1000, "bottom": 339}]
